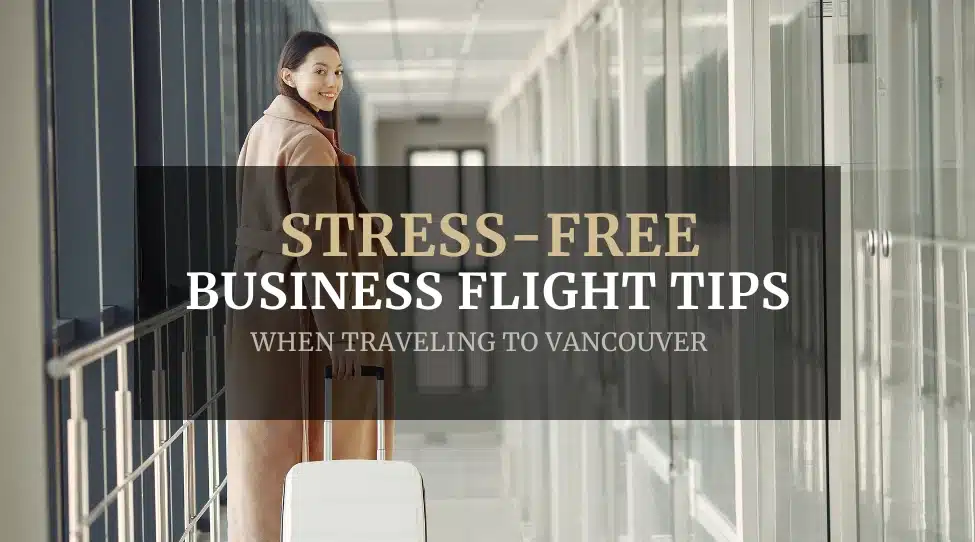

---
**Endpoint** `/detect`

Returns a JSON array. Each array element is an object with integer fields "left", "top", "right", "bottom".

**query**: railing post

[
  {"left": 67, "top": 368, "right": 90, "bottom": 542},
  {"left": 48, "top": 292, "right": 228, "bottom": 542},
  {"left": 182, "top": 315, "right": 197, "bottom": 542},
  {"left": 206, "top": 312, "right": 223, "bottom": 542},
  {"left": 115, "top": 344, "right": 134, "bottom": 542},
  {"left": 152, "top": 329, "right": 170, "bottom": 542}
]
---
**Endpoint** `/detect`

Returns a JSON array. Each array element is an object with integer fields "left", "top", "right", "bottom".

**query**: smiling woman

[
  {"left": 226, "top": 30, "right": 394, "bottom": 542},
  {"left": 277, "top": 31, "right": 345, "bottom": 130}
]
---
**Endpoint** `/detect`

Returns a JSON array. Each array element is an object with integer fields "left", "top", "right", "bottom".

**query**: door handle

[
  {"left": 864, "top": 230, "right": 877, "bottom": 256},
  {"left": 880, "top": 230, "right": 891, "bottom": 258}
]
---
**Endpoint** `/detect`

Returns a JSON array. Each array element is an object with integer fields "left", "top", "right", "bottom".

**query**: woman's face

[{"left": 282, "top": 46, "right": 343, "bottom": 112}]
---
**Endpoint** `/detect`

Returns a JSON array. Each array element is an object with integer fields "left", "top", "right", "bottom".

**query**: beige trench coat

[{"left": 225, "top": 94, "right": 394, "bottom": 542}]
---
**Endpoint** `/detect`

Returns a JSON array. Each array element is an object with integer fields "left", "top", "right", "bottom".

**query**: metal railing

[
  {"left": 853, "top": 230, "right": 975, "bottom": 538},
  {"left": 46, "top": 290, "right": 227, "bottom": 542}
]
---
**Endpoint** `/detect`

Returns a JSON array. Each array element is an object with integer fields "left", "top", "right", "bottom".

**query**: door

[
  {"left": 849, "top": 0, "right": 975, "bottom": 540},
  {"left": 397, "top": 147, "right": 501, "bottom": 429}
]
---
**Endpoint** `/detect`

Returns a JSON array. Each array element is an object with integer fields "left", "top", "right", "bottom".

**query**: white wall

[
  {"left": 0, "top": 0, "right": 50, "bottom": 540},
  {"left": 375, "top": 117, "right": 495, "bottom": 165}
]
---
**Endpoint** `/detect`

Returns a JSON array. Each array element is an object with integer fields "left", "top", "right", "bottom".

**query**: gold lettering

[
  {"left": 282, "top": 213, "right": 311, "bottom": 257},
  {"left": 548, "top": 213, "right": 579, "bottom": 256},
  {"left": 403, "top": 213, "right": 435, "bottom": 256},
  {"left": 360, "top": 213, "right": 396, "bottom": 256},
  {"left": 476, "top": 213, "right": 505, "bottom": 257},
  {"left": 665, "top": 213, "right": 698, "bottom": 256},
  {"left": 627, "top": 213, "right": 660, "bottom": 256},
  {"left": 584, "top": 213, "right": 622, "bottom": 256},
  {"left": 440, "top": 213, "right": 469, "bottom": 257},
  {"left": 314, "top": 213, "right": 353, "bottom": 256}
]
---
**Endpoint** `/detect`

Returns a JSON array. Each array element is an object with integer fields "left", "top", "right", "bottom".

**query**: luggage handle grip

[
  {"left": 323, "top": 364, "right": 386, "bottom": 461},
  {"left": 325, "top": 364, "right": 384, "bottom": 381}
]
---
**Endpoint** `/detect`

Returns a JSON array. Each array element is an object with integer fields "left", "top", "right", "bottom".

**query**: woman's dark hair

[{"left": 277, "top": 30, "right": 341, "bottom": 134}]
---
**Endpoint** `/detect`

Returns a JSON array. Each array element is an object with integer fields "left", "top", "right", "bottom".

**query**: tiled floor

[
  {"left": 397, "top": 430, "right": 524, "bottom": 542},
  {"left": 201, "top": 428, "right": 522, "bottom": 542}
]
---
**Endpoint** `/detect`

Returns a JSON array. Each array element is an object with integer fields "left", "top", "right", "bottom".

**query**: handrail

[
  {"left": 79, "top": 387, "right": 226, "bottom": 528},
  {"left": 46, "top": 287, "right": 225, "bottom": 379},
  {"left": 47, "top": 284, "right": 229, "bottom": 542}
]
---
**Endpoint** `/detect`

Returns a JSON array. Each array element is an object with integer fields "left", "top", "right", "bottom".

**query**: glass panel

[
  {"left": 770, "top": 0, "right": 823, "bottom": 166},
  {"left": 845, "top": 0, "right": 885, "bottom": 537},
  {"left": 528, "top": 77, "right": 543, "bottom": 166},
  {"left": 409, "top": 150, "right": 460, "bottom": 273},
  {"left": 680, "top": 0, "right": 728, "bottom": 166},
  {"left": 558, "top": 46, "right": 575, "bottom": 165},
  {"left": 413, "top": 277, "right": 465, "bottom": 390},
  {"left": 465, "top": 300, "right": 489, "bottom": 390},
  {"left": 631, "top": 439, "right": 675, "bottom": 539},
  {"left": 679, "top": 0, "right": 733, "bottom": 534},
  {"left": 407, "top": 148, "right": 493, "bottom": 396},
  {"left": 879, "top": 0, "right": 940, "bottom": 539},
  {"left": 461, "top": 149, "right": 486, "bottom": 269},
  {"left": 576, "top": 19, "right": 599, "bottom": 166},
  {"left": 599, "top": 9, "right": 620, "bottom": 166},
  {"left": 768, "top": 1, "right": 829, "bottom": 540},
  {"left": 640, "top": 0, "right": 667, "bottom": 166},
  {"left": 849, "top": 0, "right": 975, "bottom": 539},
  {"left": 928, "top": 0, "right": 975, "bottom": 539}
]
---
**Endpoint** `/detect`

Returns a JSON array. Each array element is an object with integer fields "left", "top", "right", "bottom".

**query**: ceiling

[{"left": 311, "top": 0, "right": 566, "bottom": 119}]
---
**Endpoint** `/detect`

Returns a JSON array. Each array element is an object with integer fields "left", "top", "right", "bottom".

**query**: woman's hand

[{"left": 330, "top": 341, "right": 360, "bottom": 380}]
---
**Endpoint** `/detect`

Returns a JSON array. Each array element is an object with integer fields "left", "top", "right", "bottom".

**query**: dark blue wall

[{"left": 40, "top": 1, "right": 364, "bottom": 540}]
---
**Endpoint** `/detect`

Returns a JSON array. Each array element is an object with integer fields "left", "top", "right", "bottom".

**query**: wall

[
  {"left": 0, "top": 0, "right": 48, "bottom": 540},
  {"left": 375, "top": 117, "right": 495, "bottom": 165},
  {"left": 38, "top": 1, "right": 365, "bottom": 540}
]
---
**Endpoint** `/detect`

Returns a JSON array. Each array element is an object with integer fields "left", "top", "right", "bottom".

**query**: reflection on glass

[
  {"left": 529, "top": 77, "right": 543, "bottom": 165},
  {"left": 679, "top": 0, "right": 734, "bottom": 529},
  {"left": 850, "top": 0, "right": 975, "bottom": 540},
  {"left": 461, "top": 150, "right": 486, "bottom": 271},
  {"left": 576, "top": 19, "right": 599, "bottom": 166},
  {"left": 640, "top": 0, "right": 666, "bottom": 166},
  {"left": 680, "top": 0, "right": 728, "bottom": 166},
  {"left": 413, "top": 278, "right": 464, "bottom": 390},
  {"left": 600, "top": 9, "right": 620, "bottom": 165},
  {"left": 409, "top": 151, "right": 460, "bottom": 273},
  {"left": 768, "top": 1, "right": 829, "bottom": 540},
  {"left": 551, "top": 47, "right": 573, "bottom": 165}
]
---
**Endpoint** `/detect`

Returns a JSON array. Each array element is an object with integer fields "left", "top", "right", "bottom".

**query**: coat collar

[
  {"left": 264, "top": 95, "right": 363, "bottom": 208},
  {"left": 264, "top": 94, "right": 345, "bottom": 154}
]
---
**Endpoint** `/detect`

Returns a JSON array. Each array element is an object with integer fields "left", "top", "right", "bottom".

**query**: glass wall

[
  {"left": 849, "top": 0, "right": 975, "bottom": 540},
  {"left": 490, "top": 0, "right": 974, "bottom": 539},
  {"left": 768, "top": 3, "right": 830, "bottom": 541},
  {"left": 489, "top": 0, "right": 840, "bottom": 541},
  {"left": 551, "top": 46, "right": 574, "bottom": 166},
  {"left": 676, "top": 2, "right": 735, "bottom": 540},
  {"left": 598, "top": 8, "right": 620, "bottom": 166},
  {"left": 642, "top": 1, "right": 668, "bottom": 166},
  {"left": 680, "top": 0, "right": 728, "bottom": 166}
]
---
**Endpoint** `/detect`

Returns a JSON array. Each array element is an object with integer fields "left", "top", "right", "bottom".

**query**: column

[{"left": 0, "top": 0, "right": 49, "bottom": 540}]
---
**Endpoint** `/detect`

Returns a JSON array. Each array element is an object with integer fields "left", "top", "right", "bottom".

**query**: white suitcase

[{"left": 281, "top": 365, "right": 428, "bottom": 542}]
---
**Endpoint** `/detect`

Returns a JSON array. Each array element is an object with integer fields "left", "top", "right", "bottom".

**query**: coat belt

[{"left": 235, "top": 226, "right": 300, "bottom": 255}]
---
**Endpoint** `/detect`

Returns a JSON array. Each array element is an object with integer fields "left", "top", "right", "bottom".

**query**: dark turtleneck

[{"left": 294, "top": 96, "right": 333, "bottom": 135}]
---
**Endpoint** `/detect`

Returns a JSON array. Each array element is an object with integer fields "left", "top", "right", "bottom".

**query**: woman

[{"left": 225, "top": 31, "right": 393, "bottom": 542}]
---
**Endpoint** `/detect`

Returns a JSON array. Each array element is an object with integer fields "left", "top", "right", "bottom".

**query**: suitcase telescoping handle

[{"left": 324, "top": 365, "right": 386, "bottom": 461}]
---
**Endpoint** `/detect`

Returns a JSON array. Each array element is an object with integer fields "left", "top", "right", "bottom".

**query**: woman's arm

[{"left": 284, "top": 133, "right": 356, "bottom": 346}]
